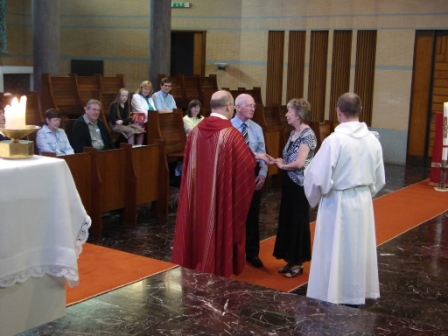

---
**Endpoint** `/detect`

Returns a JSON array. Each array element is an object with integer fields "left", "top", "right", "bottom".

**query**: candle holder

[
  {"left": 0, "top": 125, "right": 41, "bottom": 159},
  {"left": 435, "top": 160, "right": 448, "bottom": 192}
]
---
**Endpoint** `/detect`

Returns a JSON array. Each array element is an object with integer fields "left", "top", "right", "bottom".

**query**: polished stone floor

[{"left": 21, "top": 164, "right": 448, "bottom": 335}]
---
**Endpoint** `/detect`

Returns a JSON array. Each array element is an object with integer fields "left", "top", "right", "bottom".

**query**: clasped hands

[{"left": 256, "top": 153, "right": 285, "bottom": 168}]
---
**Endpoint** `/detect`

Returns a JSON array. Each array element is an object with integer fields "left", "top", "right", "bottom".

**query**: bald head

[
  {"left": 210, "top": 90, "right": 234, "bottom": 119},
  {"left": 235, "top": 93, "right": 255, "bottom": 122}
]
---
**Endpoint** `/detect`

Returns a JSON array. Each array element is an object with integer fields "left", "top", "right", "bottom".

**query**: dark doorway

[{"left": 171, "top": 32, "right": 194, "bottom": 76}]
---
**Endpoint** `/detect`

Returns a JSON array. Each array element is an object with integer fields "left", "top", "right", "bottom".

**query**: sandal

[
  {"left": 278, "top": 264, "right": 293, "bottom": 273},
  {"left": 284, "top": 265, "right": 304, "bottom": 278}
]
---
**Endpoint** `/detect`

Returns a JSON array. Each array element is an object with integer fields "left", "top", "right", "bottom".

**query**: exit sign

[{"left": 171, "top": 2, "right": 191, "bottom": 8}]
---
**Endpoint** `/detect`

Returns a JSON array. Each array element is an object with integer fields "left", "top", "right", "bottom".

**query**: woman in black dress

[{"left": 272, "top": 98, "right": 317, "bottom": 278}]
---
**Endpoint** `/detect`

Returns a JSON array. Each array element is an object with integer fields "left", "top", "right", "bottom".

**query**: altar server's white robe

[{"left": 304, "top": 121, "right": 385, "bottom": 305}]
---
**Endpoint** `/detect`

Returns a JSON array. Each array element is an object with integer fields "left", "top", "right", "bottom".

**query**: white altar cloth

[{"left": 0, "top": 155, "right": 91, "bottom": 288}]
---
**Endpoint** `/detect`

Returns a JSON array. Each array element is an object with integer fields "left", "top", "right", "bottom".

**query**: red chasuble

[{"left": 171, "top": 116, "right": 256, "bottom": 277}]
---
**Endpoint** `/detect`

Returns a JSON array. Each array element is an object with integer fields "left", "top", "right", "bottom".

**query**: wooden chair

[
  {"left": 146, "top": 109, "right": 186, "bottom": 163},
  {"left": 246, "top": 87, "right": 263, "bottom": 106},
  {"left": 85, "top": 146, "right": 137, "bottom": 236},
  {"left": 200, "top": 74, "right": 218, "bottom": 116},
  {"left": 252, "top": 104, "right": 281, "bottom": 179},
  {"left": 310, "top": 120, "right": 334, "bottom": 153},
  {"left": 264, "top": 104, "right": 287, "bottom": 148},
  {"left": 71, "top": 74, "right": 101, "bottom": 106},
  {"left": 279, "top": 104, "right": 294, "bottom": 142},
  {"left": 123, "top": 141, "right": 169, "bottom": 218},
  {"left": 25, "top": 91, "right": 44, "bottom": 126},
  {"left": 184, "top": 74, "right": 203, "bottom": 104},
  {"left": 61, "top": 118, "right": 77, "bottom": 137},
  {"left": 97, "top": 74, "right": 125, "bottom": 113},
  {"left": 41, "top": 73, "right": 83, "bottom": 118},
  {"left": 169, "top": 75, "right": 189, "bottom": 110}
]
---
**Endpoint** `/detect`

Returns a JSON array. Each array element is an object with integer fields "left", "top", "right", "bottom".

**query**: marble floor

[{"left": 21, "top": 164, "right": 448, "bottom": 335}]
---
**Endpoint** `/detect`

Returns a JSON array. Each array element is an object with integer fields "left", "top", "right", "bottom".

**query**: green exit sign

[{"left": 171, "top": 2, "right": 191, "bottom": 8}]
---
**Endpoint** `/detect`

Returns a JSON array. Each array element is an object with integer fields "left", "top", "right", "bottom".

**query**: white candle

[
  {"left": 443, "top": 102, "right": 448, "bottom": 162},
  {"left": 4, "top": 96, "right": 27, "bottom": 129}
]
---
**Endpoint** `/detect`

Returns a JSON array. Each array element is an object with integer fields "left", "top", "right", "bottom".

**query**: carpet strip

[
  {"left": 233, "top": 180, "right": 448, "bottom": 292},
  {"left": 66, "top": 243, "right": 177, "bottom": 306}
]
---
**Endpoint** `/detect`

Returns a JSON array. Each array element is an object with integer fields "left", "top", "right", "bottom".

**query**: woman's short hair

[
  {"left": 44, "top": 108, "right": 62, "bottom": 124},
  {"left": 287, "top": 98, "right": 311, "bottom": 124}
]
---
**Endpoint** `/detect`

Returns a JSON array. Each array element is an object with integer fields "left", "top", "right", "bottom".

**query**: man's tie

[{"left": 242, "top": 123, "right": 249, "bottom": 145}]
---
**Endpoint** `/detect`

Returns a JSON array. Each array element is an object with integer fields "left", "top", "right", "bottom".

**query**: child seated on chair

[{"left": 109, "top": 88, "right": 145, "bottom": 145}]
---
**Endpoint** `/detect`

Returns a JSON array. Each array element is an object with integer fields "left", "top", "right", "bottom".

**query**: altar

[{"left": 0, "top": 155, "right": 90, "bottom": 336}]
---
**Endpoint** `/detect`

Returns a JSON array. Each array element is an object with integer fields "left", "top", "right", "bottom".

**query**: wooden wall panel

[
  {"left": 286, "top": 31, "right": 306, "bottom": 102},
  {"left": 266, "top": 31, "right": 285, "bottom": 106},
  {"left": 329, "top": 30, "right": 352, "bottom": 123},
  {"left": 354, "top": 30, "right": 377, "bottom": 126},
  {"left": 408, "top": 31, "right": 434, "bottom": 163},
  {"left": 307, "top": 31, "right": 329, "bottom": 122},
  {"left": 429, "top": 33, "right": 448, "bottom": 159}
]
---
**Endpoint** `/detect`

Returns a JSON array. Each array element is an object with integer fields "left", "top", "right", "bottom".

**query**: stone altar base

[{"left": 0, "top": 276, "right": 66, "bottom": 336}]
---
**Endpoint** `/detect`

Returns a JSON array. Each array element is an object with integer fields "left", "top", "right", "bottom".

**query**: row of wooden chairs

[
  {"left": 41, "top": 73, "right": 125, "bottom": 119},
  {"left": 43, "top": 142, "right": 169, "bottom": 237},
  {"left": 157, "top": 73, "right": 218, "bottom": 113}
]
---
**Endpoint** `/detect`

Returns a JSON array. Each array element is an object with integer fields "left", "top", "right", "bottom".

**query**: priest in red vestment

[{"left": 171, "top": 90, "right": 257, "bottom": 277}]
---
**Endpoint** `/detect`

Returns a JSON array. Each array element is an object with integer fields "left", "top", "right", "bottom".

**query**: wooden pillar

[
  {"left": 149, "top": 0, "right": 171, "bottom": 87},
  {"left": 32, "top": 0, "right": 60, "bottom": 95}
]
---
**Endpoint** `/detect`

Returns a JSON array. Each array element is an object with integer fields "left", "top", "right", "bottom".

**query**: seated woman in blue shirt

[{"left": 36, "top": 108, "right": 74, "bottom": 155}]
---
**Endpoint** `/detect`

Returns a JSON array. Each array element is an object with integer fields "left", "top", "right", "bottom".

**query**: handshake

[{"left": 256, "top": 153, "right": 285, "bottom": 168}]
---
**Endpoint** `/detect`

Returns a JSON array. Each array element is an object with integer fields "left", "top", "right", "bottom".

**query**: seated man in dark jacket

[{"left": 71, "top": 99, "right": 115, "bottom": 153}]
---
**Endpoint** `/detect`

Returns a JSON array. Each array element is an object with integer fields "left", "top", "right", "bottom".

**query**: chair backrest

[
  {"left": 169, "top": 75, "right": 189, "bottom": 110},
  {"left": 124, "top": 141, "right": 169, "bottom": 217},
  {"left": 263, "top": 105, "right": 283, "bottom": 130},
  {"left": 252, "top": 104, "right": 269, "bottom": 132},
  {"left": 184, "top": 75, "right": 202, "bottom": 103},
  {"left": 200, "top": 74, "right": 218, "bottom": 116},
  {"left": 61, "top": 118, "right": 77, "bottom": 136},
  {"left": 310, "top": 120, "right": 334, "bottom": 153},
  {"left": 41, "top": 73, "right": 83, "bottom": 118},
  {"left": 72, "top": 74, "right": 101, "bottom": 106},
  {"left": 246, "top": 87, "right": 263, "bottom": 106},
  {"left": 147, "top": 109, "right": 186, "bottom": 161},
  {"left": 97, "top": 74, "right": 125, "bottom": 112}
]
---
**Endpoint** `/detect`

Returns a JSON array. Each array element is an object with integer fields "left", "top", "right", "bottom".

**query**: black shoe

[{"left": 247, "top": 256, "right": 263, "bottom": 267}]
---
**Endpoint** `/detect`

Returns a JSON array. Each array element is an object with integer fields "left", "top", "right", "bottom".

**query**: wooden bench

[
  {"left": 84, "top": 146, "right": 137, "bottom": 236},
  {"left": 43, "top": 142, "right": 169, "bottom": 237},
  {"left": 41, "top": 73, "right": 83, "bottom": 118},
  {"left": 199, "top": 74, "right": 218, "bottom": 116},
  {"left": 252, "top": 104, "right": 281, "bottom": 179},
  {"left": 71, "top": 74, "right": 101, "bottom": 106},
  {"left": 97, "top": 74, "right": 125, "bottom": 111},
  {"left": 184, "top": 75, "right": 203, "bottom": 104},
  {"left": 42, "top": 151, "right": 93, "bottom": 217},
  {"left": 126, "top": 142, "right": 169, "bottom": 218},
  {"left": 147, "top": 109, "right": 186, "bottom": 163},
  {"left": 310, "top": 120, "right": 335, "bottom": 153},
  {"left": 263, "top": 104, "right": 288, "bottom": 148}
]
